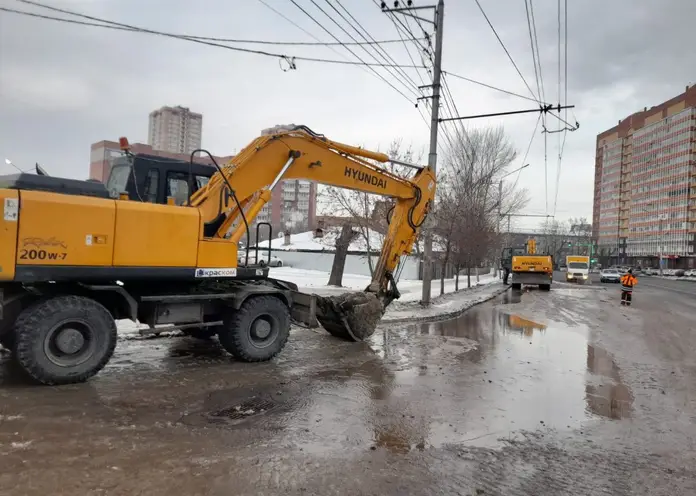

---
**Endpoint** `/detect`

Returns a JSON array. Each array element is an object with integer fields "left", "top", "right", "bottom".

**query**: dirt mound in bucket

[{"left": 315, "top": 292, "right": 385, "bottom": 341}]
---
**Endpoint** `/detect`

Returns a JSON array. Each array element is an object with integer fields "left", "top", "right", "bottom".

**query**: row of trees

[
  {"left": 433, "top": 127, "right": 529, "bottom": 291},
  {"left": 322, "top": 125, "right": 530, "bottom": 292},
  {"left": 539, "top": 217, "right": 593, "bottom": 261}
]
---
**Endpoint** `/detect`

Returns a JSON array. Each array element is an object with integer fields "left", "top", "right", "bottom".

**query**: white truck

[{"left": 565, "top": 255, "right": 590, "bottom": 283}]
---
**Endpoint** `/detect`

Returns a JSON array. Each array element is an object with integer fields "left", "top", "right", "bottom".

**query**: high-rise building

[
  {"left": 593, "top": 84, "right": 696, "bottom": 269},
  {"left": 148, "top": 106, "right": 202, "bottom": 154}
]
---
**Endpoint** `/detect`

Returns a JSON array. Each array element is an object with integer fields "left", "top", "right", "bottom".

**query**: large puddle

[
  {"left": 0, "top": 291, "right": 634, "bottom": 458},
  {"left": 270, "top": 291, "right": 634, "bottom": 453}
]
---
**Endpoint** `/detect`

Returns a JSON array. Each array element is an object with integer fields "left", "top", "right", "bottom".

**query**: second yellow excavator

[{"left": 0, "top": 125, "right": 435, "bottom": 385}]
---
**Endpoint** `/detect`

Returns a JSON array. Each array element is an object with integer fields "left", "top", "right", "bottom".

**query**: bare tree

[
  {"left": 328, "top": 223, "right": 356, "bottom": 286},
  {"left": 437, "top": 126, "right": 530, "bottom": 289},
  {"left": 320, "top": 139, "right": 425, "bottom": 276},
  {"left": 540, "top": 219, "right": 570, "bottom": 262},
  {"left": 568, "top": 217, "right": 592, "bottom": 256}
]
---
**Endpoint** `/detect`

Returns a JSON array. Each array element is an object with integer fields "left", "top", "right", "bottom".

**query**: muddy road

[{"left": 1, "top": 284, "right": 694, "bottom": 495}]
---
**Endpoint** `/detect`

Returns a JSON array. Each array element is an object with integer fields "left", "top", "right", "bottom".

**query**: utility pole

[
  {"left": 421, "top": 0, "right": 444, "bottom": 305},
  {"left": 382, "top": 0, "right": 443, "bottom": 305}
]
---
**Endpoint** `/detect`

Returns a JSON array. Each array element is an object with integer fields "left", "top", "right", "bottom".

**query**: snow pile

[
  {"left": 268, "top": 266, "right": 498, "bottom": 303},
  {"left": 382, "top": 283, "right": 508, "bottom": 323},
  {"left": 256, "top": 229, "right": 447, "bottom": 253}
]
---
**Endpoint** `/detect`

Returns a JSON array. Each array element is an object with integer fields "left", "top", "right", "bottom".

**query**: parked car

[
  {"left": 673, "top": 269, "right": 686, "bottom": 277},
  {"left": 599, "top": 268, "right": 622, "bottom": 283},
  {"left": 238, "top": 252, "right": 284, "bottom": 267}
]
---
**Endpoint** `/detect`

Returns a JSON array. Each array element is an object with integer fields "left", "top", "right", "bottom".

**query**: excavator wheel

[
  {"left": 14, "top": 295, "right": 117, "bottom": 385},
  {"left": 511, "top": 283, "right": 522, "bottom": 290},
  {"left": 218, "top": 295, "right": 290, "bottom": 362}
]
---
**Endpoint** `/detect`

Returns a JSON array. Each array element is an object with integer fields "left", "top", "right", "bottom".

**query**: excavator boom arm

[{"left": 190, "top": 126, "right": 435, "bottom": 302}]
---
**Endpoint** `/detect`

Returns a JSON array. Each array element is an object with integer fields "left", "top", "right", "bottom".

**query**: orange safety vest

[{"left": 620, "top": 274, "right": 637, "bottom": 289}]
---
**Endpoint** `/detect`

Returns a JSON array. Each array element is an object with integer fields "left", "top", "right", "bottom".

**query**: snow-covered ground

[
  {"left": 255, "top": 229, "right": 447, "bottom": 253},
  {"left": 267, "top": 266, "right": 498, "bottom": 302},
  {"left": 116, "top": 267, "right": 504, "bottom": 336}
]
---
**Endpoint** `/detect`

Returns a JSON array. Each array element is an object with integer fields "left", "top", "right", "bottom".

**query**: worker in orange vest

[{"left": 620, "top": 269, "right": 638, "bottom": 306}]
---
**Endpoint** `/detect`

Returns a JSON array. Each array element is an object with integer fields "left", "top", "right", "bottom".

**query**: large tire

[
  {"left": 14, "top": 296, "right": 117, "bottom": 385},
  {"left": 218, "top": 295, "right": 290, "bottom": 362},
  {"left": 540, "top": 284, "right": 551, "bottom": 291},
  {"left": 511, "top": 283, "right": 522, "bottom": 290}
]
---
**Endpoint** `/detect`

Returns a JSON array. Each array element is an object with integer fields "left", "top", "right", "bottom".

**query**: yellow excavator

[
  {"left": 0, "top": 125, "right": 435, "bottom": 385},
  {"left": 510, "top": 238, "right": 553, "bottom": 291}
]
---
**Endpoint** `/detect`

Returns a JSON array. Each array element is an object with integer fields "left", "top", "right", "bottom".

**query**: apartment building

[
  {"left": 148, "top": 106, "right": 203, "bottom": 155},
  {"left": 593, "top": 84, "right": 696, "bottom": 268}
]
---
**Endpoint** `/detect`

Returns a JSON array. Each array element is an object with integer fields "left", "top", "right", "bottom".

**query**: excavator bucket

[{"left": 314, "top": 292, "right": 385, "bottom": 342}]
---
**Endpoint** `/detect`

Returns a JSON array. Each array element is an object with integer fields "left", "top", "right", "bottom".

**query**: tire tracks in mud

[{"left": 432, "top": 431, "right": 696, "bottom": 496}]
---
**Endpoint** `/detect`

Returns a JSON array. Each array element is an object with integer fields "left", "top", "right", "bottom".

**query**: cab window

[
  {"left": 144, "top": 169, "right": 159, "bottom": 203},
  {"left": 167, "top": 172, "right": 211, "bottom": 205}
]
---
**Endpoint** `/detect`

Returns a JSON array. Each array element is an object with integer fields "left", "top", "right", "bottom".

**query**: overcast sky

[{"left": 1, "top": 0, "right": 694, "bottom": 231}]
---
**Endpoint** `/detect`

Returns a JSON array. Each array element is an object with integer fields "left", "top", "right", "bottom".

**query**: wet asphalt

[{"left": 0, "top": 278, "right": 694, "bottom": 495}]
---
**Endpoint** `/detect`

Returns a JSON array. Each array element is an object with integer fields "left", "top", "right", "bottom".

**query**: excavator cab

[{"left": 105, "top": 153, "right": 215, "bottom": 206}]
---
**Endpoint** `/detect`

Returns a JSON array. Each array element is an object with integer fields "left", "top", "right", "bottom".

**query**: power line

[
  {"left": 255, "top": 0, "right": 420, "bottom": 100},
  {"left": 443, "top": 71, "right": 545, "bottom": 104},
  {"left": 529, "top": 0, "right": 546, "bottom": 104},
  {"left": 7, "top": 2, "right": 419, "bottom": 46},
  {"left": 544, "top": 116, "right": 548, "bottom": 214},
  {"left": 327, "top": 0, "right": 423, "bottom": 95},
  {"left": 511, "top": 113, "right": 542, "bottom": 191},
  {"left": 374, "top": 0, "right": 432, "bottom": 56},
  {"left": 386, "top": 11, "right": 428, "bottom": 88},
  {"left": 523, "top": 0, "right": 542, "bottom": 106},
  {"left": 553, "top": 0, "right": 569, "bottom": 217},
  {"left": 7, "top": 1, "right": 426, "bottom": 70},
  {"left": 287, "top": 0, "right": 417, "bottom": 102},
  {"left": 472, "top": 0, "right": 539, "bottom": 103},
  {"left": 439, "top": 104, "right": 575, "bottom": 122},
  {"left": 441, "top": 74, "right": 469, "bottom": 144},
  {"left": 524, "top": 0, "right": 546, "bottom": 106}
]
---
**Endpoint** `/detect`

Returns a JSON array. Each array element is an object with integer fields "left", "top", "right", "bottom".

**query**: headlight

[{"left": 583, "top": 274, "right": 588, "bottom": 279}]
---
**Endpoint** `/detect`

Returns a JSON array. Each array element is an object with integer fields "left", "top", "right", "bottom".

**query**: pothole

[
  {"left": 208, "top": 396, "right": 277, "bottom": 421},
  {"left": 179, "top": 382, "right": 307, "bottom": 430}
]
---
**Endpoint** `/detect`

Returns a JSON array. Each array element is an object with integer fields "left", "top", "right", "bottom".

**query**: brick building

[{"left": 593, "top": 84, "right": 696, "bottom": 269}]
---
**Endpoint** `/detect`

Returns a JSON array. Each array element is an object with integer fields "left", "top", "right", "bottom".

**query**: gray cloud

[{"left": 1, "top": 0, "right": 693, "bottom": 229}]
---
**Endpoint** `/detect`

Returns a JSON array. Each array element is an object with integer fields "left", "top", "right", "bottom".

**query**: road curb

[{"left": 381, "top": 285, "right": 510, "bottom": 325}]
